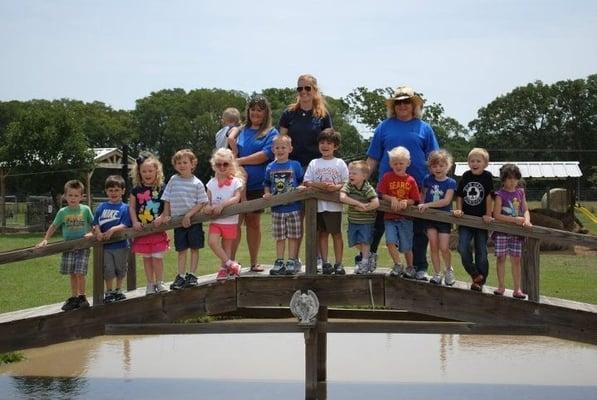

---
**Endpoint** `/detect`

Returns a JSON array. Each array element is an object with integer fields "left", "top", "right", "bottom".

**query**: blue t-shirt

[
  {"left": 422, "top": 175, "right": 457, "bottom": 212},
  {"left": 93, "top": 201, "right": 131, "bottom": 249},
  {"left": 263, "top": 159, "right": 304, "bottom": 213},
  {"left": 236, "top": 126, "right": 277, "bottom": 191},
  {"left": 367, "top": 118, "right": 439, "bottom": 185}
]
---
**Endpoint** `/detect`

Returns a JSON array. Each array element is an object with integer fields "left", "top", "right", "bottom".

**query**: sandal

[
  {"left": 512, "top": 290, "right": 527, "bottom": 299},
  {"left": 493, "top": 288, "right": 505, "bottom": 296},
  {"left": 250, "top": 264, "right": 264, "bottom": 272}
]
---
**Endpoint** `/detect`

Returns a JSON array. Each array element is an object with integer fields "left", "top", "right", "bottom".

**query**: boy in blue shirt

[
  {"left": 93, "top": 175, "right": 132, "bottom": 303},
  {"left": 263, "top": 134, "right": 305, "bottom": 275}
]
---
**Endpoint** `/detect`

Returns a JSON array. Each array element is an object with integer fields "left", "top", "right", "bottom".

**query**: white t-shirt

[
  {"left": 304, "top": 157, "right": 349, "bottom": 212},
  {"left": 206, "top": 176, "right": 243, "bottom": 224}
]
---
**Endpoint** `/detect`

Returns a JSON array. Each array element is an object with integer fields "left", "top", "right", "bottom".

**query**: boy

[
  {"left": 158, "top": 149, "right": 208, "bottom": 290},
  {"left": 377, "top": 146, "right": 420, "bottom": 278},
  {"left": 263, "top": 134, "right": 305, "bottom": 275},
  {"left": 453, "top": 147, "right": 494, "bottom": 291},
  {"left": 215, "top": 107, "right": 241, "bottom": 150},
  {"left": 37, "top": 180, "right": 94, "bottom": 311},
  {"left": 340, "top": 160, "right": 379, "bottom": 274},
  {"left": 93, "top": 175, "right": 132, "bottom": 303},
  {"left": 303, "top": 128, "right": 349, "bottom": 275}
]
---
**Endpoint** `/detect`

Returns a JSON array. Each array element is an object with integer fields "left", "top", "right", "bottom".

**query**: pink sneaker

[
  {"left": 216, "top": 267, "right": 229, "bottom": 281},
  {"left": 227, "top": 261, "right": 241, "bottom": 277}
]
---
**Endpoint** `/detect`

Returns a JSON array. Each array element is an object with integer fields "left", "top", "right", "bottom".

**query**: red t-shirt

[{"left": 377, "top": 172, "right": 420, "bottom": 220}]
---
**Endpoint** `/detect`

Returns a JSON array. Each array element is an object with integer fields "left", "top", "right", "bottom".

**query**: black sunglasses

[
  {"left": 215, "top": 162, "right": 230, "bottom": 168},
  {"left": 297, "top": 86, "right": 312, "bottom": 92},
  {"left": 394, "top": 98, "right": 412, "bottom": 105}
]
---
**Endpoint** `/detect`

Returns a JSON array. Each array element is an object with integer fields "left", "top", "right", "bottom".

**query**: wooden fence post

[
  {"left": 304, "top": 198, "right": 318, "bottom": 276},
  {"left": 317, "top": 306, "right": 328, "bottom": 383},
  {"left": 304, "top": 325, "right": 318, "bottom": 400},
  {"left": 126, "top": 250, "right": 136, "bottom": 291},
  {"left": 522, "top": 238, "right": 541, "bottom": 302},
  {"left": 93, "top": 243, "right": 104, "bottom": 306}
]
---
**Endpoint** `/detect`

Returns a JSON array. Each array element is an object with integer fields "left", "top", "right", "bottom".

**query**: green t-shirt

[
  {"left": 341, "top": 181, "right": 378, "bottom": 224},
  {"left": 52, "top": 205, "right": 94, "bottom": 240}
]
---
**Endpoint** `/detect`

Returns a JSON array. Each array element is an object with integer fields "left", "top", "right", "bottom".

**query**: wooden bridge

[{"left": 1, "top": 189, "right": 596, "bottom": 399}]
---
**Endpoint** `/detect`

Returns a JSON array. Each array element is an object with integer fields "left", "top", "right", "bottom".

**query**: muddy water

[{"left": 1, "top": 333, "right": 596, "bottom": 399}]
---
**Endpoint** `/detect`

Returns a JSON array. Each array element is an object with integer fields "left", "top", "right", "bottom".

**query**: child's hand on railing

[
  {"left": 36, "top": 239, "right": 48, "bottom": 248},
  {"left": 84, "top": 232, "right": 94, "bottom": 240},
  {"left": 132, "top": 221, "right": 143, "bottom": 231},
  {"left": 297, "top": 185, "right": 307, "bottom": 191},
  {"left": 452, "top": 210, "right": 463, "bottom": 218},
  {"left": 390, "top": 197, "right": 400, "bottom": 212},
  {"left": 263, "top": 192, "right": 272, "bottom": 200},
  {"left": 482, "top": 215, "right": 493, "bottom": 223},
  {"left": 182, "top": 214, "right": 192, "bottom": 228},
  {"left": 522, "top": 219, "right": 533, "bottom": 228},
  {"left": 418, "top": 203, "right": 429, "bottom": 213},
  {"left": 211, "top": 204, "right": 224, "bottom": 215}
]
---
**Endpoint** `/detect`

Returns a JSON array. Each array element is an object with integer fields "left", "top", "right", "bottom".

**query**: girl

[
  {"left": 204, "top": 148, "right": 244, "bottom": 281},
  {"left": 492, "top": 163, "right": 532, "bottom": 299},
  {"left": 129, "top": 154, "right": 170, "bottom": 295},
  {"left": 418, "top": 149, "right": 457, "bottom": 286}
]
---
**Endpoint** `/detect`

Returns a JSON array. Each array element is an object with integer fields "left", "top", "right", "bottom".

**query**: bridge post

[
  {"left": 93, "top": 243, "right": 104, "bottom": 306},
  {"left": 304, "top": 198, "right": 318, "bottom": 275},
  {"left": 126, "top": 250, "right": 136, "bottom": 291},
  {"left": 522, "top": 238, "right": 541, "bottom": 302},
  {"left": 317, "top": 306, "right": 328, "bottom": 382}
]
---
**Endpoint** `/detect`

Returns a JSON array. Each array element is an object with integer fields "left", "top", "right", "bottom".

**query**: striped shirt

[
  {"left": 161, "top": 174, "right": 208, "bottom": 217},
  {"left": 341, "top": 181, "right": 377, "bottom": 224}
]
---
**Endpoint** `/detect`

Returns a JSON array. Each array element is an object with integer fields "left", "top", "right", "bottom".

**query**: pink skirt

[{"left": 132, "top": 231, "right": 170, "bottom": 254}]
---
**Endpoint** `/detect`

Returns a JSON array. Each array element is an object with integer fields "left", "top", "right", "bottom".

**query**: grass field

[{"left": 1, "top": 205, "right": 595, "bottom": 313}]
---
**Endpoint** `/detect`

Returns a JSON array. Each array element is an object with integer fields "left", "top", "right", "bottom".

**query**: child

[
  {"left": 158, "top": 149, "right": 208, "bottom": 290},
  {"left": 215, "top": 107, "right": 241, "bottom": 150},
  {"left": 303, "top": 128, "right": 349, "bottom": 275},
  {"left": 36, "top": 180, "right": 94, "bottom": 311},
  {"left": 492, "top": 163, "right": 532, "bottom": 299},
  {"left": 93, "top": 175, "right": 132, "bottom": 303},
  {"left": 417, "top": 150, "right": 457, "bottom": 286},
  {"left": 263, "top": 134, "right": 305, "bottom": 275},
  {"left": 204, "top": 148, "right": 243, "bottom": 281},
  {"left": 340, "top": 160, "right": 379, "bottom": 274},
  {"left": 129, "top": 154, "right": 170, "bottom": 295},
  {"left": 377, "top": 146, "right": 420, "bottom": 278},
  {"left": 453, "top": 148, "right": 494, "bottom": 291}
]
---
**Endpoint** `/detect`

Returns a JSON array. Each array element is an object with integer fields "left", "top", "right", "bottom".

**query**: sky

[{"left": 1, "top": 0, "right": 596, "bottom": 137}]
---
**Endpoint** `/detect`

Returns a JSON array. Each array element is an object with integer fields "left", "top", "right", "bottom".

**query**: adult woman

[
  {"left": 279, "top": 74, "right": 332, "bottom": 169},
  {"left": 230, "top": 95, "right": 278, "bottom": 272},
  {"left": 366, "top": 86, "right": 439, "bottom": 279}
]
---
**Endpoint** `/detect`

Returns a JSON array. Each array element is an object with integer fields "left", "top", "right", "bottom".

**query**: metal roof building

[{"left": 454, "top": 161, "right": 583, "bottom": 178}]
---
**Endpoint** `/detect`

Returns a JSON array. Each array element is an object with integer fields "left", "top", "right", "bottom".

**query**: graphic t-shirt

[
  {"left": 377, "top": 172, "right": 420, "bottom": 220},
  {"left": 93, "top": 202, "right": 131, "bottom": 249},
  {"left": 422, "top": 175, "right": 457, "bottom": 212},
  {"left": 495, "top": 188, "right": 527, "bottom": 218},
  {"left": 206, "top": 176, "right": 244, "bottom": 224},
  {"left": 52, "top": 205, "right": 94, "bottom": 240},
  {"left": 131, "top": 185, "right": 164, "bottom": 225},
  {"left": 304, "top": 157, "right": 349, "bottom": 212},
  {"left": 455, "top": 170, "right": 494, "bottom": 217},
  {"left": 263, "top": 160, "right": 304, "bottom": 213}
]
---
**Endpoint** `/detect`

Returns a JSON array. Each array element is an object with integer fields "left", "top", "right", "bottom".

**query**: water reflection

[{"left": 1, "top": 334, "right": 595, "bottom": 400}]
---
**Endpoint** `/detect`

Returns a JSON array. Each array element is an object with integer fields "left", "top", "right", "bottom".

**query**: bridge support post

[
  {"left": 304, "top": 198, "right": 318, "bottom": 275},
  {"left": 93, "top": 243, "right": 105, "bottom": 306},
  {"left": 126, "top": 250, "right": 136, "bottom": 291},
  {"left": 522, "top": 238, "right": 541, "bottom": 302}
]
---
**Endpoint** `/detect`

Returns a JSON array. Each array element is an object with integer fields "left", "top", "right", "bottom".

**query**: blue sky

[{"left": 1, "top": 0, "right": 595, "bottom": 135}]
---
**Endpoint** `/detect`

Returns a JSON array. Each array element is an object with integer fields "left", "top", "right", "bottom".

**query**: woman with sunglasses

[
  {"left": 279, "top": 74, "right": 332, "bottom": 170},
  {"left": 366, "top": 86, "right": 440, "bottom": 279},
  {"left": 231, "top": 95, "right": 278, "bottom": 272}
]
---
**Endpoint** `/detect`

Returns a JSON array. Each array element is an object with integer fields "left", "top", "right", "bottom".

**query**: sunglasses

[
  {"left": 214, "top": 162, "right": 230, "bottom": 168},
  {"left": 394, "top": 98, "right": 412, "bottom": 105},
  {"left": 297, "top": 86, "right": 312, "bottom": 92}
]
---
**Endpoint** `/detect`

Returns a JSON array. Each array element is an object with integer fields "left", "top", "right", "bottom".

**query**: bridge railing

[{"left": 0, "top": 188, "right": 595, "bottom": 305}]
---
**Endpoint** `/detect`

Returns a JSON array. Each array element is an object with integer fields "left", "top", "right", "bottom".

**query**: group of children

[{"left": 38, "top": 122, "right": 533, "bottom": 312}]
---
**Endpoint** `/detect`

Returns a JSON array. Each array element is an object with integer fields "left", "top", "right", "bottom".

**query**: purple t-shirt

[{"left": 495, "top": 188, "right": 526, "bottom": 218}]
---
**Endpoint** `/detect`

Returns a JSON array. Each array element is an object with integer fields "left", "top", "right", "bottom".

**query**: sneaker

[
  {"left": 228, "top": 261, "right": 241, "bottom": 277},
  {"left": 184, "top": 272, "right": 199, "bottom": 288},
  {"left": 334, "top": 263, "right": 346, "bottom": 275},
  {"left": 170, "top": 274, "right": 186, "bottom": 290},
  {"left": 146, "top": 283, "right": 156, "bottom": 295},
  {"left": 354, "top": 252, "right": 363, "bottom": 264},
  {"left": 77, "top": 295, "right": 89, "bottom": 309},
  {"left": 113, "top": 289, "right": 126, "bottom": 301},
  {"left": 155, "top": 281, "right": 168, "bottom": 293},
  {"left": 216, "top": 266, "right": 229, "bottom": 281},
  {"left": 270, "top": 258, "right": 286, "bottom": 276},
  {"left": 403, "top": 266, "right": 416, "bottom": 279},
  {"left": 355, "top": 260, "right": 369, "bottom": 274},
  {"left": 61, "top": 296, "right": 79, "bottom": 311},
  {"left": 430, "top": 272, "right": 443, "bottom": 285},
  {"left": 285, "top": 259, "right": 300, "bottom": 275},
  {"left": 104, "top": 291, "right": 116, "bottom": 303},
  {"left": 292, "top": 258, "right": 302, "bottom": 274},
  {"left": 322, "top": 262, "right": 334, "bottom": 275},
  {"left": 415, "top": 270, "right": 428, "bottom": 281},
  {"left": 368, "top": 252, "right": 378, "bottom": 272},
  {"left": 444, "top": 267, "right": 456, "bottom": 286},
  {"left": 470, "top": 282, "right": 482, "bottom": 291},
  {"left": 390, "top": 264, "right": 403, "bottom": 277}
]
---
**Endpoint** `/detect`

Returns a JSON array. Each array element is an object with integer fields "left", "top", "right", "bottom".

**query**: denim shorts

[
  {"left": 347, "top": 222, "right": 373, "bottom": 247},
  {"left": 384, "top": 219, "right": 413, "bottom": 252},
  {"left": 174, "top": 223, "right": 204, "bottom": 251}
]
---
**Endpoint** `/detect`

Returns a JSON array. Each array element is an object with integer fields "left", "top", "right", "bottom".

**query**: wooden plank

[
  {"left": 522, "top": 238, "right": 541, "bottom": 302},
  {"left": 304, "top": 198, "right": 318, "bottom": 275},
  {"left": 236, "top": 275, "right": 385, "bottom": 308},
  {"left": 221, "top": 307, "right": 454, "bottom": 321},
  {"left": 92, "top": 244, "right": 104, "bottom": 306},
  {"left": 317, "top": 306, "right": 327, "bottom": 382},
  {"left": 384, "top": 277, "right": 597, "bottom": 345}
]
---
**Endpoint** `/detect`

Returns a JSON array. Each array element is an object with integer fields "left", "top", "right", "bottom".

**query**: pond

[{"left": 1, "top": 333, "right": 596, "bottom": 400}]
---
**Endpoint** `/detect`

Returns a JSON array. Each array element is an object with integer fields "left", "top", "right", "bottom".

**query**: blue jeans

[{"left": 457, "top": 226, "right": 489, "bottom": 282}]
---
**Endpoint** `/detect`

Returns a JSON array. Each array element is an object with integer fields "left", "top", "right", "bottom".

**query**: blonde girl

[
  {"left": 129, "top": 154, "right": 170, "bottom": 295},
  {"left": 417, "top": 149, "right": 457, "bottom": 286},
  {"left": 204, "top": 148, "right": 244, "bottom": 280}
]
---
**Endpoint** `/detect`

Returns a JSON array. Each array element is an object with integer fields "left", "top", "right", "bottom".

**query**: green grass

[
  {"left": 0, "top": 211, "right": 596, "bottom": 313},
  {"left": 0, "top": 352, "right": 25, "bottom": 365}
]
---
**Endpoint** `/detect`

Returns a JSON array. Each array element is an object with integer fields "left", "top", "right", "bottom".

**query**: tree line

[{"left": 0, "top": 74, "right": 595, "bottom": 197}]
